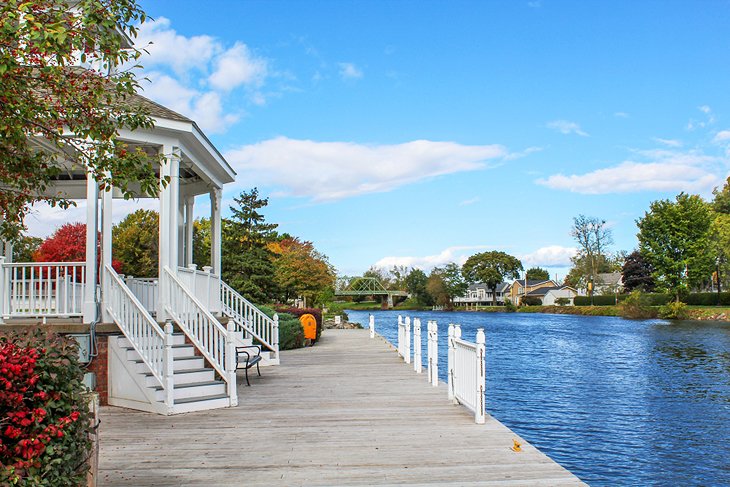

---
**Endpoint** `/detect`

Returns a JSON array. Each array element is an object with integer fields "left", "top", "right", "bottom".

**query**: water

[{"left": 346, "top": 310, "right": 730, "bottom": 486}]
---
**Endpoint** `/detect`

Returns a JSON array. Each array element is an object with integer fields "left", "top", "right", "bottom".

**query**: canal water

[{"left": 346, "top": 310, "right": 730, "bottom": 486}]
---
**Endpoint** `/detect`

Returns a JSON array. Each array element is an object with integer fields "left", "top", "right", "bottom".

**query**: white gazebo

[{"left": 0, "top": 95, "right": 279, "bottom": 415}]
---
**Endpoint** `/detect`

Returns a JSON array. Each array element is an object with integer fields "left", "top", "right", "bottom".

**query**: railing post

[
  {"left": 413, "top": 318, "right": 422, "bottom": 373},
  {"left": 431, "top": 321, "right": 439, "bottom": 387},
  {"left": 397, "top": 315, "right": 403, "bottom": 357},
  {"left": 447, "top": 323, "right": 455, "bottom": 401},
  {"left": 273, "top": 313, "right": 280, "bottom": 360},
  {"left": 163, "top": 322, "right": 175, "bottom": 413},
  {"left": 426, "top": 320, "right": 433, "bottom": 382},
  {"left": 475, "top": 328, "right": 486, "bottom": 424},
  {"left": 0, "top": 257, "right": 5, "bottom": 323},
  {"left": 404, "top": 316, "right": 411, "bottom": 364},
  {"left": 226, "top": 319, "right": 238, "bottom": 407},
  {"left": 369, "top": 314, "right": 375, "bottom": 338}
]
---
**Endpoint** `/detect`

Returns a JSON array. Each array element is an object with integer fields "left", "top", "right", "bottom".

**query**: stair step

[
  {"left": 133, "top": 355, "right": 204, "bottom": 372},
  {"left": 174, "top": 393, "right": 229, "bottom": 405},
  {"left": 143, "top": 367, "right": 215, "bottom": 387},
  {"left": 153, "top": 380, "right": 227, "bottom": 401},
  {"left": 117, "top": 334, "right": 186, "bottom": 349}
]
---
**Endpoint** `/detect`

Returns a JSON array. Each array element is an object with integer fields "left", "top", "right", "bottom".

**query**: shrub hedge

[
  {"left": 683, "top": 292, "right": 730, "bottom": 306},
  {"left": 1, "top": 328, "right": 93, "bottom": 486},
  {"left": 575, "top": 293, "right": 672, "bottom": 306}
]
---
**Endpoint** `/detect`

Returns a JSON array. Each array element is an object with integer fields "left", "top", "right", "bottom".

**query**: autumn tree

[
  {"left": 0, "top": 0, "right": 161, "bottom": 240},
  {"left": 427, "top": 263, "right": 468, "bottom": 308},
  {"left": 621, "top": 250, "right": 655, "bottom": 292},
  {"left": 271, "top": 238, "right": 336, "bottom": 307},
  {"left": 462, "top": 251, "right": 523, "bottom": 306},
  {"left": 112, "top": 209, "right": 158, "bottom": 277},
  {"left": 10, "top": 234, "right": 42, "bottom": 263},
  {"left": 221, "top": 188, "right": 278, "bottom": 303},
  {"left": 34, "top": 222, "right": 122, "bottom": 275},
  {"left": 637, "top": 193, "right": 713, "bottom": 301},
  {"left": 525, "top": 267, "right": 550, "bottom": 282}
]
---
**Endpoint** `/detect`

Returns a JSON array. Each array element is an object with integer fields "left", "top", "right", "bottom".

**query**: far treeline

[{"left": 341, "top": 178, "right": 730, "bottom": 315}]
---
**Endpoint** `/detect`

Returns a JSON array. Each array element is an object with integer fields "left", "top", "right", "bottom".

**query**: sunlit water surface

[{"left": 346, "top": 310, "right": 730, "bottom": 486}]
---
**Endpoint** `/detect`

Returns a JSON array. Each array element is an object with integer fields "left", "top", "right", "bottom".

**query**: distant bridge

[{"left": 335, "top": 277, "right": 407, "bottom": 308}]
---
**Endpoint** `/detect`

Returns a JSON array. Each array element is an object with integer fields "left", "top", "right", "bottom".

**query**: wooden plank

[{"left": 99, "top": 329, "right": 585, "bottom": 486}]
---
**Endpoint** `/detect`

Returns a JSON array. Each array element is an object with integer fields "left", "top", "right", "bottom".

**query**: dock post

[
  {"left": 447, "top": 323, "right": 454, "bottom": 401},
  {"left": 413, "top": 318, "right": 422, "bottom": 373},
  {"left": 431, "top": 321, "right": 439, "bottom": 387},
  {"left": 397, "top": 315, "right": 403, "bottom": 357},
  {"left": 426, "top": 321, "right": 433, "bottom": 382},
  {"left": 476, "top": 328, "right": 486, "bottom": 424},
  {"left": 369, "top": 314, "right": 375, "bottom": 338},
  {"left": 404, "top": 316, "right": 411, "bottom": 364},
  {"left": 226, "top": 319, "right": 238, "bottom": 407}
]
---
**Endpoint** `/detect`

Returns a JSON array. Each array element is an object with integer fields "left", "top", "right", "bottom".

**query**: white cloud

[
  {"left": 338, "top": 62, "right": 363, "bottom": 80},
  {"left": 713, "top": 130, "right": 730, "bottom": 143},
  {"left": 546, "top": 120, "right": 589, "bottom": 137},
  {"left": 699, "top": 105, "right": 712, "bottom": 114},
  {"left": 225, "top": 137, "right": 509, "bottom": 201},
  {"left": 653, "top": 137, "right": 682, "bottom": 148},
  {"left": 521, "top": 246, "right": 577, "bottom": 268},
  {"left": 459, "top": 197, "right": 480, "bottom": 206},
  {"left": 614, "top": 112, "right": 630, "bottom": 118},
  {"left": 137, "top": 17, "right": 219, "bottom": 75},
  {"left": 504, "top": 146, "right": 543, "bottom": 161},
  {"left": 374, "top": 246, "right": 489, "bottom": 272},
  {"left": 208, "top": 43, "right": 268, "bottom": 92},
  {"left": 527, "top": 1, "right": 541, "bottom": 7},
  {"left": 537, "top": 149, "right": 721, "bottom": 194},
  {"left": 687, "top": 105, "right": 715, "bottom": 131},
  {"left": 134, "top": 17, "right": 270, "bottom": 134}
]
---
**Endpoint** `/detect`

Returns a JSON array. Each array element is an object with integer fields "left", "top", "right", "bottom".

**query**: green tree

[
  {"left": 425, "top": 263, "right": 468, "bottom": 308},
  {"left": 10, "top": 234, "right": 42, "bottom": 263},
  {"left": 0, "top": 0, "right": 161, "bottom": 240},
  {"left": 426, "top": 271, "right": 449, "bottom": 307},
  {"left": 712, "top": 176, "right": 730, "bottom": 214},
  {"left": 404, "top": 268, "right": 432, "bottom": 305},
  {"left": 192, "top": 217, "right": 211, "bottom": 269},
  {"left": 462, "top": 251, "right": 523, "bottom": 306},
  {"left": 222, "top": 189, "right": 278, "bottom": 303},
  {"left": 570, "top": 215, "right": 613, "bottom": 299},
  {"left": 112, "top": 209, "right": 158, "bottom": 277},
  {"left": 525, "top": 266, "right": 550, "bottom": 282},
  {"left": 637, "top": 193, "right": 714, "bottom": 301}
]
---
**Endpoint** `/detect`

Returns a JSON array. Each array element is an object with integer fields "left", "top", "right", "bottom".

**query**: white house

[
  {"left": 454, "top": 282, "right": 512, "bottom": 306},
  {"left": 524, "top": 285, "right": 578, "bottom": 306},
  {"left": 0, "top": 93, "right": 278, "bottom": 415}
]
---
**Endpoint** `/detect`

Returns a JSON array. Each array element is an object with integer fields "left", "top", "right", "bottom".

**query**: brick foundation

[{"left": 86, "top": 334, "right": 112, "bottom": 406}]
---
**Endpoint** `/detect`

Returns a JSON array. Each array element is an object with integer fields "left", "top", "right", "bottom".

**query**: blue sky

[{"left": 31, "top": 1, "right": 730, "bottom": 279}]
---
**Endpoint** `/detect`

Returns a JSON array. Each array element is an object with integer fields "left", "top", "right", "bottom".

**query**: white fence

[
  {"left": 220, "top": 280, "right": 279, "bottom": 361},
  {"left": 177, "top": 265, "right": 221, "bottom": 314},
  {"left": 124, "top": 277, "right": 158, "bottom": 315},
  {"left": 372, "top": 315, "right": 486, "bottom": 424},
  {"left": 448, "top": 324, "right": 486, "bottom": 424},
  {"left": 0, "top": 261, "right": 87, "bottom": 318}
]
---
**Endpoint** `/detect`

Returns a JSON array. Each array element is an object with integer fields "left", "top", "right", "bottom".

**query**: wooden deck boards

[{"left": 98, "top": 329, "right": 585, "bottom": 486}]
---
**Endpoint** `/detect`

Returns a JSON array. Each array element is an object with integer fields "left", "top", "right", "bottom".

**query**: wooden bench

[{"left": 236, "top": 345, "right": 262, "bottom": 386}]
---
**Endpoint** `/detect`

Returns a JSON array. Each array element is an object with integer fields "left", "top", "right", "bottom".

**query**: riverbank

[{"left": 329, "top": 301, "right": 730, "bottom": 321}]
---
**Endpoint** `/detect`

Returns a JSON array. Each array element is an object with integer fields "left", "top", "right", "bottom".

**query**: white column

[
  {"left": 100, "top": 177, "right": 113, "bottom": 322},
  {"left": 185, "top": 196, "right": 195, "bottom": 266},
  {"left": 177, "top": 192, "right": 186, "bottom": 268},
  {"left": 158, "top": 145, "right": 180, "bottom": 319},
  {"left": 84, "top": 173, "right": 99, "bottom": 323},
  {"left": 404, "top": 316, "right": 411, "bottom": 364},
  {"left": 413, "top": 318, "right": 422, "bottom": 373},
  {"left": 447, "top": 323, "right": 455, "bottom": 401},
  {"left": 3, "top": 240, "right": 12, "bottom": 262},
  {"left": 226, "top": 319, "right": 238, "bottom": 407},
  {"left": 164, "top": 322, "right": 175, "bottom": 413},
  {"left": 0, "top": 256, "right": 5, "bottom": 323},
  {"left": 431, "top": 321, "right": 439, "bottom": 387},
  {"left": 210, "top": 188, "right": 222, "bottom": 275},
  {"left": 475, "top": 328, "right": 486, "bottom": 424},
  {"left": 369, "top": 314, "right": 375, "bottom": 338}
]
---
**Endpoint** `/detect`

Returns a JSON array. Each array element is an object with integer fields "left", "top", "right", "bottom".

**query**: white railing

[
  {"left": 369, "top": 315, "right": 375, "bottom": 338},
  {"left": 0, "top": 261, "right": 87, "bottom": 318},
  {"left": 104, "top": 265, "right": 168, "bottom": 393},
  {"left": 163, "top": 266, "right": 236, "bottom": 405},
  {"left": 397, "top": 315, "right": 406, "bottom": 359},
  {"left": 220, "top": 280, "right": 279, "bottom": 359},
  {"left": 124, "top": 277, "right": 158, "bottom": 315},
  {"left": 177, "top": 265, "right": 221, "bottom": 314},
  {"left": 448, "top": 324, "right": 486, "bottom": 424},
  {"left": 427, "top": 320, "right": 439, "bottom": 387}
]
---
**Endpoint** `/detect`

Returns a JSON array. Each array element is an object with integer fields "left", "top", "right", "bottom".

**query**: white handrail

[
  {"left": 448, "top": 325, "right": 486, "bottom": 424},
  {"left": 104, "top": 265, "right": 166, "bottom": 388},
  {"left": 220, "top": 280, "right": 279, "bottom": 358},
  {"left": 427, "top": 320, "right": 439, "bottom": 387},
  {"left": 163, "top": 267, "right": 230, "bottom": 382},
  {"left": 1, "top": 261, "right": 86, "bottom": 317}
]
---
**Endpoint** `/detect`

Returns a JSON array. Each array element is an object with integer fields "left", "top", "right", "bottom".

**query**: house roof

[
  {"left": 596, "top": 272, "right": 622, "bottom": 286},
  {"left": 467, "top": 282, "right": 511, "bottom": 293},
  {"left": 527, "top": 285, "right": 577, "bottom": 296},
  {"left": 131, "top": 93, "right": 193, "bottom": 123},
  {"left": 514, "top": 279, "right": 555, "bottom": 287}
]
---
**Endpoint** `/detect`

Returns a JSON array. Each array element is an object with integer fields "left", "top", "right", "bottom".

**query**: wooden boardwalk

[{"left": 99, "top": 329, "right": 585, "bottom": 486}]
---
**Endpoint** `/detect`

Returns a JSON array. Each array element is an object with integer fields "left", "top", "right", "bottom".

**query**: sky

[{"left": 28, "top": 1, "right": 730, "bottom": 279}]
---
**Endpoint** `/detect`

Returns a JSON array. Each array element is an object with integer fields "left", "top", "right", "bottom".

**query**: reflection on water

[{"left": 346, "top": 310, "right": 730, "bottom": 486}]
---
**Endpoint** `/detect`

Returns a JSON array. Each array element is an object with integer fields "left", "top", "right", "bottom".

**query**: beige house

[{"left": 509, "top": 279, "right": 559, "bottom": 305}]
